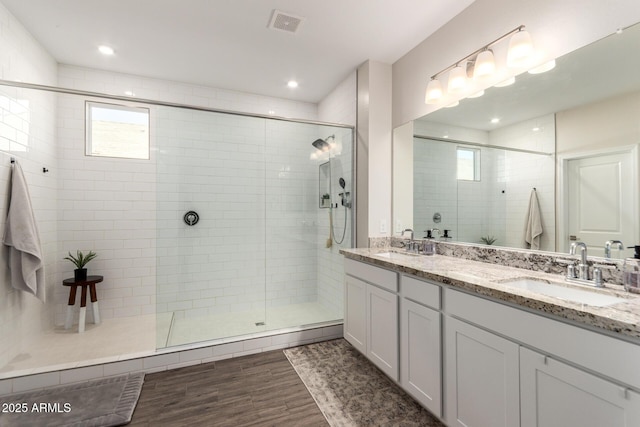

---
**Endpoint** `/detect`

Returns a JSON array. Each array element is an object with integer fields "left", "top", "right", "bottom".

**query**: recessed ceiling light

[
  {"left": 124, "top": 91, "right": 135, "bottom": 97},
  {"left": 491, "top": 118, "right": 500, "bottom": 124},
  {"left": 98, "top": 45, "right": 115, "bottom": 55},
  {"left": 532, "top": 126, "right": 540, "bottom": 131},
  {"left": 287, "top": 80, "right": 298, "bottom": 88}
]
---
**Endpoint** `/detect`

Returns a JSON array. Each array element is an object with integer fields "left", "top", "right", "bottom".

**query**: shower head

[
  {"left": 312, "top": 135, "right": 335, "bottom": 152},
  {"left": 339, "top": 177, "right": 346, "bottom": 189},
  {"left": 312, "top": 138, "right": 330, "bottom": 151}
]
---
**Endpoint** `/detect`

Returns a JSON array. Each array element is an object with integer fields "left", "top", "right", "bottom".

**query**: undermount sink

[
  {"left": 374, "top": 251, "right": 419, "bottom": 259},
  {"left": 502, "top": 278, "right": 628, "bottom": 307}
]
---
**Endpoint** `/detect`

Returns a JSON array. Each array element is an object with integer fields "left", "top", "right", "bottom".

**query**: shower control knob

[{"left": 184, "top": 211, "right": 199, "bottom": 226}]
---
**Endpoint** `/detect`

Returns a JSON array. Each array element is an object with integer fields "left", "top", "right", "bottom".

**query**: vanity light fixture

[{"left": 424, "top": 25, "right": 536, "bottom": 105}]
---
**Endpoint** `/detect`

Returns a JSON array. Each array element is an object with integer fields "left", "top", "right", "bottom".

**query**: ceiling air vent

[{"left": 268, "top": 9, "right": 304, "bottom": 34}]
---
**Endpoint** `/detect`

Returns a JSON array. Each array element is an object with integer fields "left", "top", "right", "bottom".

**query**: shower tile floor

[
  {"left": 0, "top": 302, "right": 340, "bottom": 379},
  {"left": 166, "top": 302, "right": 340, "bottom": 346}
]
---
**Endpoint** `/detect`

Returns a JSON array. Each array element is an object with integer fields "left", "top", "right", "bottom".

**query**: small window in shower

[
  {"left": 457, "top": 147, "right": 480, "bottom": 181},
  {"left": 86, "top": 101, "right": 150, "bottom": 159}
]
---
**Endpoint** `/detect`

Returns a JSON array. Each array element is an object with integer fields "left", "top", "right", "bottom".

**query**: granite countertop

[{"left": 341, "top": 247, "right": 640, "bottom": 341}]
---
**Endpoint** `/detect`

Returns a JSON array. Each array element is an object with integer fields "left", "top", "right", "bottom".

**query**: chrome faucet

[
  {"left": 402, "top": 228, "right": 418, "bottom": 252},
  {"left": 569, "top": 242, "right": 589, "bottom": 280},
  {"left": 604, "top": 240, "right": 624, "bottom": 258},
  {"left": 402, "top": 228, "right": 414, "bottom": 240},
  {"left": 430, "top": 228, "right": 441, "bottom": 238}
]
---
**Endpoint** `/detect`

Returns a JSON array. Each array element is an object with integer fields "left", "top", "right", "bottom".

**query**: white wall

[
  {"left": 0, "top": 2, "right": 58, "bottom": 369},
  {"left": 356, "top": 61, "right": 393, "bottom": 244},
  {"left": 392, "top": 0, "right": 640, "bottom": 128},
  {"left": 556, "top": 90, "right": 640, "bottom": 156}
]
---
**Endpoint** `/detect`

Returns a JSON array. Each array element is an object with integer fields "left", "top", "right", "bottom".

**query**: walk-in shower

[
  {"left": 155, "top": 108, "right": 354, "bottom": 348},
  {"left": 0, "top": 80, "right": 354, "bottom": 379}
]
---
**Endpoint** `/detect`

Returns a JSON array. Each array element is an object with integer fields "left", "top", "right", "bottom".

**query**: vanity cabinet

[
  {"left": 400, "top": 275, "right": 442, "bottom": 417},
  {"left": 343, "top": 255, "right": 640, "bottom": 427},
  {"left": 445, "top": 287, "right": 640, "bottom": 427},
  {"left": 520, "top": 347, "right": 640, "bottom": 427},
  {"left": 344, "top": 259, "right": 399, "bottom": 380},
  {"left": 444, "top": 316, "right": 520, "bottom": 427}
]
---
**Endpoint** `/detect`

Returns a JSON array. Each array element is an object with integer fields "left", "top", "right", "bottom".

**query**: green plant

[
  {"left": 480, "top": 236, "right": 497, "bottom": 245},
  {"left": 64, "top": 250, "right": 97, "bottom": 269}
]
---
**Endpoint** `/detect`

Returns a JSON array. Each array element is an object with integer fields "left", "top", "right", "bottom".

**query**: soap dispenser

[{"left": 622, "top": 245, "right": 640, "bottom": 293}]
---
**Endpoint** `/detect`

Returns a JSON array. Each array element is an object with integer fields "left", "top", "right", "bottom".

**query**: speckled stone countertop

[{"left": 341, "top": 247, "right": 640, "bottom": 341}]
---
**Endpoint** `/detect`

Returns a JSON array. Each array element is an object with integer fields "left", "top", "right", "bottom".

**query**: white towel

[
  {"left": 2, "top": 162, "right": 45, "bottom": 302},
  {"left": 524, "top": 189, "right": 543, "bottom": 250}
]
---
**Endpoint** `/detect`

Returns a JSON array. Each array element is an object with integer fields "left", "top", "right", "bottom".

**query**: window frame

[
  {"left": 456, "top": 146, "right": 481, "bottom": 181},
  {"left": 85, "top": 101, "right": 150, "bottom": 160}
]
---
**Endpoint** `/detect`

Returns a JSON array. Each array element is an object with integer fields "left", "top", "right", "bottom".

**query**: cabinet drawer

[
  {"left": 401, "top": 275, "right": 440, "bottom": 309},
  {"left": 345, "top": 258, "right": 398, "bottom": 292}
]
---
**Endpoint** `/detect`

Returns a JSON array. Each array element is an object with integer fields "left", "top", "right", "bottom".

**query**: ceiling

[{"left": 1, "top": 0, "right": 475, "bottom": 103}]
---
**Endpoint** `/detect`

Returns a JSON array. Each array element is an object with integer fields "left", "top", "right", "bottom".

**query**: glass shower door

[{"left": 155, "top": 107, "right": 266, "bottom": 348}]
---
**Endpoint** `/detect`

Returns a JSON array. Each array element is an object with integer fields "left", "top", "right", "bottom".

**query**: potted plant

[
  {"left": 480, "top": 236, "right": 497, "bottom": 245},
  {"left": 64, "top": 250, "right": 97, "bottom": 282}
]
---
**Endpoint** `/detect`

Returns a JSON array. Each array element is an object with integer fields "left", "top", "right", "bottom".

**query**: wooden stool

[{"left": 63, "top": 275, "right": 103, "bottom": 333}]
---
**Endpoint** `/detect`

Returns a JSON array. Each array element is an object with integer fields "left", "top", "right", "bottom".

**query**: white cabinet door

[
  {"left": 401, "top": 298, "right": 441, "bottom": 417},
  {"left": 521, "top": 347, "right": 640, "bottom": 427},
  {"left": 445, "top": 316, "right": 520, "bottom": 427},
  {"left": 366, "top": 283, "right": 399, "bottom": 380},
  {"left": 344, "top": 275, "right": 367, "bottom": 354}
]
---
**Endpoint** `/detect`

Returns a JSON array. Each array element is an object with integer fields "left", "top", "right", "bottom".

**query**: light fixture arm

[{"left": 429, "top": 25, "right": 526, "bottom": 80}]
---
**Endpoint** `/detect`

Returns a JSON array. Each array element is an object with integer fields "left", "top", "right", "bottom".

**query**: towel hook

[
  {"left": 10, "top": 157, "right": 15, "bottom": 164},
  {"left": 42, "top": 167, "right": 49, "bottom": 173}
]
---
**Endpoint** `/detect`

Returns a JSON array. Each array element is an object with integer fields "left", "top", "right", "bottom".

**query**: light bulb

[
  {"left": 507, "top": 29, "right": 534, "bottom": 67},
  {"left": 425, "top": 79, "right": 443, "bottom": 104},
  {"left": 448, "top": 65, "right": 467, "bottom": 93},
  {"left": 473, "top": 50, "right": 495, "bottom": 80}
]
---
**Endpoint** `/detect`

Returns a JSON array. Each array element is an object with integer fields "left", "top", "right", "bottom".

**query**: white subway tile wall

[{"left": 0, "top": 2, "right": 58, "bottom": 370}]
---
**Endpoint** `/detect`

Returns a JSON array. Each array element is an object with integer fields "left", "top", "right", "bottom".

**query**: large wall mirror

[{"left": 393, "top": 22, "right": 640, "bottom": 259}]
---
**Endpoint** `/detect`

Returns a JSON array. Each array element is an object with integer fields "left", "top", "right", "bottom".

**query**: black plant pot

[{"left": 74, "top": 268, "right": 87, "bottom": 282}]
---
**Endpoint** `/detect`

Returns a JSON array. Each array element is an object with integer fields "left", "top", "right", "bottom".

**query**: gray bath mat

[
  {"left": 0, "top": 372, "right": 144, "bottom": 427},
  {"left": 284, "top": 339, "right": 443, "bottom": 426}
]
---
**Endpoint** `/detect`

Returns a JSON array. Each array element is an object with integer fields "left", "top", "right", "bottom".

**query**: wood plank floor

[{"left": 129, "top": 349, "right": 329, "bottom": 427}]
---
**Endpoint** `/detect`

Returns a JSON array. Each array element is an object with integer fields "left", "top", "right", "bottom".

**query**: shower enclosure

[
  {"left": 153, "top": 106, "right": 353, "bottom": 348},
  {"left": 0, "top": 80, "right": 353, "bottom": 378}
]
